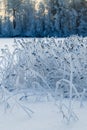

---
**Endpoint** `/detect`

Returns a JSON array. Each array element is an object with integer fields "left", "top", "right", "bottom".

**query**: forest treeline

[{"left": 0, "top": 0, "right": 87, "bottom": 37}]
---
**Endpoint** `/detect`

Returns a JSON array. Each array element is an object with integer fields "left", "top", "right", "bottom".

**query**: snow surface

[{"left": 0, "top": 100, "right": 87, "bottom": 130}]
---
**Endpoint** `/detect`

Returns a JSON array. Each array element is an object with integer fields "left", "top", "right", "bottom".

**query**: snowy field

[
  {"left": 0, "top": 37, "right": 87, "bottom": 130},
  {"left": 0, "top": 100, "right": 87, "bottom": 130}
]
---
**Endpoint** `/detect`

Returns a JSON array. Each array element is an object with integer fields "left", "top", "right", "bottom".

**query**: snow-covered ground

[{"left": 0, "top": 100, "right": 87, "bottom": 130}]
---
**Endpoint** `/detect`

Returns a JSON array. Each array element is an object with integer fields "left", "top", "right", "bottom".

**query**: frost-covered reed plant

[{"left": 0, "top": 36, "right": 87, "bottom": 120}]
